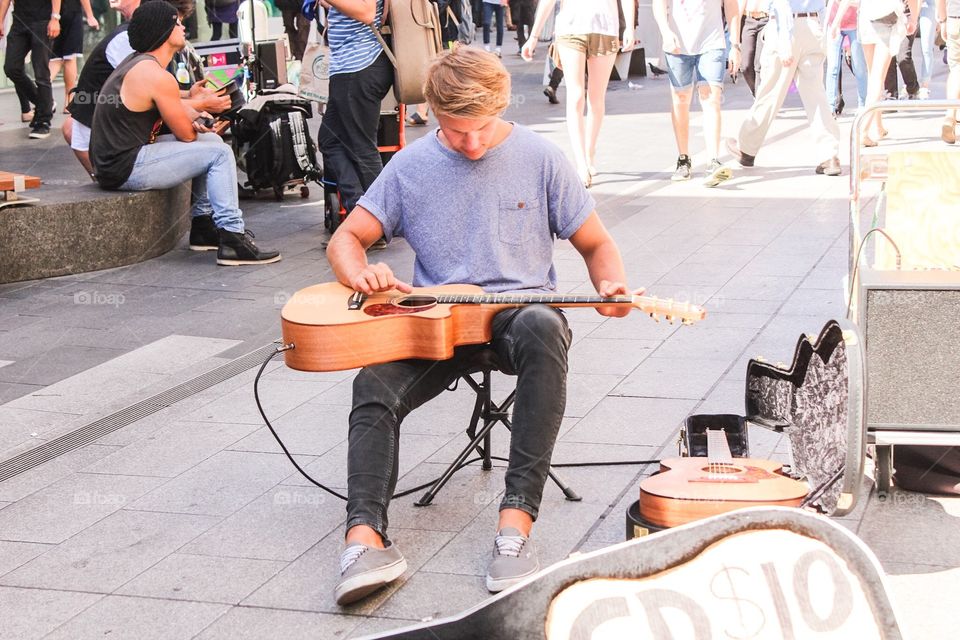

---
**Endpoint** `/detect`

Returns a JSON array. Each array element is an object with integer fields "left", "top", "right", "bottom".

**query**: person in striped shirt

[{"left": 317, "top": 0, "right": 394, "bottom": 215}]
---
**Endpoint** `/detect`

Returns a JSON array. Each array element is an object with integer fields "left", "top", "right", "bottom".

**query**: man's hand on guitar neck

[
  {"left": 350, "top": 262, "right": 413, "bottom": 296},
  {"left": 597, "top": 281, "right": 645, "bottom": 318}
]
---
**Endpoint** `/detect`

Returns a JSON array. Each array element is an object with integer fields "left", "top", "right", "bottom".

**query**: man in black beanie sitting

[{"left": 90, "top": 0, "right": 280, "bottom": 266}]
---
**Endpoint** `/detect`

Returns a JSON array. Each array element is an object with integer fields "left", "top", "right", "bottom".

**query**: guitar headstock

[{"left": 633, "top": 295, "right": 707, "bottom": 326}]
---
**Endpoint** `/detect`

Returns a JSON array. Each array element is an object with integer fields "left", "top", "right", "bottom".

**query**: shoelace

[
  {"left": 339, "top": 544, "right": 368, "bottom": 574},
  {"left": 494, "top": 534, "right": 526, "bottom": 558}
]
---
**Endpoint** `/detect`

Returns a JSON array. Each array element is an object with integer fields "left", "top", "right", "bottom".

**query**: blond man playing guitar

[{"left": 325, "top": 46, "right": 638, "bottom": 606}]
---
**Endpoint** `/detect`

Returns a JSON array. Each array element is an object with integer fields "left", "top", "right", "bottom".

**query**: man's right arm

[
  {"left": 151, "top": 69, "right": 198, "bottom": 141},
  {"left": 652, "top": 0, "right": 681, "bottom": 53},
  {"left": 321, "top": 0, "right": 379, "bottom": 24},
  {"left": 326, "top": 205, "right": 412, "bottom": 295}
]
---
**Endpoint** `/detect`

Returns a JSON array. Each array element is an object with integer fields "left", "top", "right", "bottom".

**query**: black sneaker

[
  {"left": 543, "top": 86, "right": 559, "bottom": 104},
  {"left": 29, "top": 124, "right": 51, "bottom": 139},
  {"left": 188, "top": 215, "right": 219, "bottom": 251},
  {"left": 216, "top": 229, "right": 281, "bottom": 265},
  {"left": 671, "top": 155, "right": 692, "bottom": 181}
]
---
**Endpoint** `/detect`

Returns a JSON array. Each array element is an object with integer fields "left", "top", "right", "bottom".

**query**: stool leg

[
  {"left": 481, "top": 429, "right": 493, "bottom": 470},
  {"left": 415, "top": 417, "right": 499, "bottom": 507},
  {"left": 547, "top": 467, "right": 582, "bottom": 501}
]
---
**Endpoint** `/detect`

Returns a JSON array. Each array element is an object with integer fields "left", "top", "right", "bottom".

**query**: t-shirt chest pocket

[{"left": 497, "top": 196, "right": 542, "bottom": 246}]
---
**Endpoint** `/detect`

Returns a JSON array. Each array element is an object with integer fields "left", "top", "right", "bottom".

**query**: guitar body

[
  {"left": 639, "top": 457, "right": 809, "bottom": 528},
  {"left": 281, "top": 282, "right": 499, "bottom": 372}
]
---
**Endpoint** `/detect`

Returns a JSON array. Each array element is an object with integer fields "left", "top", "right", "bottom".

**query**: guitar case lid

[{"left": 744, "top": 319, "right": 866, "bottom": 516}]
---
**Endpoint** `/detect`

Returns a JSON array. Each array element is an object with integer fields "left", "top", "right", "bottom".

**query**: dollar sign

[{"left": 709, "top": 565, "right": 767, "bottom": 639}]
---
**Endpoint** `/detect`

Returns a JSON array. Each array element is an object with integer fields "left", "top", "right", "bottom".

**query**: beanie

[{"left": 128, "top": 1, "right": 179, "bottom": 53}]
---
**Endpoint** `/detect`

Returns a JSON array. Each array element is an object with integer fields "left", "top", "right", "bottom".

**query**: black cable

[
  {"left": 846, "top": 226, "right": 902, "bottom": 320},
  {"left": 254, "top": 349, "right": 666, "bottom": 502},
  {"left": 254, "top": 347, "right": 348, "bottom": 501}
]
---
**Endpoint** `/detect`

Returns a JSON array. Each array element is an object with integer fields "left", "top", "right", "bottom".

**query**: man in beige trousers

[{"left": 727, "top": 0, "right": 843, "bottom": 176}]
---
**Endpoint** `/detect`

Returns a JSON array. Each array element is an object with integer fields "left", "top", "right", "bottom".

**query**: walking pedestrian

[
  {"left": 0, "top": 0, "right": 60, "bottom": 139},
  {"left": 522, "top": 0, "right": 636, "bottom": 187}
]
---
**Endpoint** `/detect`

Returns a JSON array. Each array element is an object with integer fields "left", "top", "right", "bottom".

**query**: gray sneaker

[
  {"left": 703, "top": 158, "right": 732, "bottom": 187},
  {"left": 334, "top": 541, "right": 407, "bottom": 606},
  {"left": 486, "top": 527, "right": 539, "bottom": 592}
]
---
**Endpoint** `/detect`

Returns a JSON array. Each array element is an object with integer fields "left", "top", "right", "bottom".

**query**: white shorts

[{"left": 71, "top": 120, "right": 91, "bottom": 152}]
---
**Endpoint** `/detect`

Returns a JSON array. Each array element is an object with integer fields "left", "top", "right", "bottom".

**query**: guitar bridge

[{"left": 348, "top": 291, "right": 367, "bottom": 310}]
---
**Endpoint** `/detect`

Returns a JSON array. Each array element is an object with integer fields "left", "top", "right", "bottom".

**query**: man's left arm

[
  {"left": 725, "top": 0, "right": 742, "bottom": 74},
  {"left": 50, "top": 0, "right": 63, "bottom": 39},
  {"left": 568, "top": 212, "right": 636, "bottom": 318}
]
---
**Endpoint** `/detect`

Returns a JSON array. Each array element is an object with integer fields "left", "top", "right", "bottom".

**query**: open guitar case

[{"left": 628, "top": 319, "right": 867, "bottom": 537}]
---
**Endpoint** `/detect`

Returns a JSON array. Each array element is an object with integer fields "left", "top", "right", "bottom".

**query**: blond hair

[{"left": 423, "top": 47, "right": 511, "bottom": 118}]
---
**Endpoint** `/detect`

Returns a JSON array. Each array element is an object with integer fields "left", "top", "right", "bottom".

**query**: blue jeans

[
  {"left": 918, "top": 2, "right": 938, "bottom": 84},
  {"left": 826, "top": 28, "right": 868, "bottom": 111},
  {"left": 345, "top": 305, "right": 572, "bottom": 538},
  {"left": 663, "top": 49, "right": 727, "bottom": 89},
  {"left": 483, "top": 4, "right": 504, "bottom": 47},
  {"left": 120, "top": 133, "right": 244, "bottom": 232}
]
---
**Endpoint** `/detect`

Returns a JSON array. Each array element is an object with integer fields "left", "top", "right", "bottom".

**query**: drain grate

[{"left": 0, "top": 343, "right": 279, "bottom": 483}]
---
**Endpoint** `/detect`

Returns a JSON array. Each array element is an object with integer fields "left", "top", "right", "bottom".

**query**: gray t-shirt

[{"left": 358, "top": 124, "right": 595, "bottom": 293}]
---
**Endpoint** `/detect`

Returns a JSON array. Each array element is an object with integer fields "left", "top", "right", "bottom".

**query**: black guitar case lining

[{"left": 742, "top": 319, "right": 866, "bottom": 516}]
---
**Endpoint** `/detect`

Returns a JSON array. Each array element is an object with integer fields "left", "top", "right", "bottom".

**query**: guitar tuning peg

[
  {"left": 649, "top": 313, "right": 660, "bottom": 323},
  {"left": 666, "top": 315, "right": 675, "bottom": 325},
  {"left": 681, "top": 318, "right": 693, "bottom": 326}
]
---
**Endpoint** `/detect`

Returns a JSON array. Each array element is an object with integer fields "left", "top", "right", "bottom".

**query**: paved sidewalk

[{"left": 1, "top": 49, "right": 958, "bottom": 639}]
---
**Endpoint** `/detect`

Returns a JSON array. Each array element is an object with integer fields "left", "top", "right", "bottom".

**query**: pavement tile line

[{"left": 0, "top": 344, "right": 278, "bottom": 483}]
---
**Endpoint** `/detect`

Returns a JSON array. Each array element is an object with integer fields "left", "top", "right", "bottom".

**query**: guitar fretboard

[{"left": 433, "top": 294, "right": 632, "bottom": 305}]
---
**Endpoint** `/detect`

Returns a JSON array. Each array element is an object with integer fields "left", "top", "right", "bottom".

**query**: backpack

[
  {"left": 371, "top": 0, "right": 443, "bottom": 104},
  {"left": 234, "top": 94, "right": 322, "bottom": 196}
]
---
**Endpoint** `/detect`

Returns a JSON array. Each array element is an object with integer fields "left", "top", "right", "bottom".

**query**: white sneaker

[
  {"left": 484, "top": 44, "right": 491, "bottom": 52},
  {"left": 495, "top": 47, "right": 502, "bottom": 58},
  {"left": 918, "top": 87, "right": 931, "bottom": 100}
]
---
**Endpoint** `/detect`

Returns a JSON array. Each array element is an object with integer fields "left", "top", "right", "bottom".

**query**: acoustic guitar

[
  {"left": 280, "top": 282, "right": 706, "bottom": 372},
  {"left": 639, "top": 429, "right": 809, "bottom": 528}
]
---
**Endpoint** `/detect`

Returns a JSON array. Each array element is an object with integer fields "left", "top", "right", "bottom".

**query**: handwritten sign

[{"left": 546, "top": 529, "right": 882, "bottom": 640}]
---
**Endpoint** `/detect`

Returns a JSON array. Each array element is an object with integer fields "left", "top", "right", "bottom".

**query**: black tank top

[
  {"left": 69, "top": 23, "right": 130, "bottom": 128},
  {"left": 90, "top": 54, "right": 164, "bottom": 190}
]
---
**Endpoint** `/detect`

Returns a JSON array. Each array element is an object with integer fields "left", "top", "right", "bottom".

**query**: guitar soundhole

[
  {"left": 701, "top": 464, "right": 743, "bottom": 475},
  {"left": 393, "top": 295, "right": 438, "bottom": 310}
]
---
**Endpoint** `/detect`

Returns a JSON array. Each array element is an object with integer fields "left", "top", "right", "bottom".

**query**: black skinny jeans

[
  {"left": 510, "top": 0, "right": 536, "bottom": 49},
  {"left": 345, "top": 306, "right": 572, "bottom": 538},
  {"left": 318, "top": 52, "right": 393, "bottom": 212},
  {"left": 885, "top": 30, "right": 919, "bottom": 97},
  {"left": 3, "top": 20, "right": 54, "bottom": 125}
]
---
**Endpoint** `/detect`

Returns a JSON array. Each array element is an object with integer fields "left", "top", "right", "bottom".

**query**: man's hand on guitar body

[
  {"left": 349, "top": 262, "right": 413, "bottom": 296},
  {"left": 596, "top": 281, "right": 645, "bottom": 317}
]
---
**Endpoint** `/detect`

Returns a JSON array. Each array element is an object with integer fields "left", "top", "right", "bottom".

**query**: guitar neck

[
  {"left": 706, "top": 429, "right": 734, "bottom": 465},
  {"left": 430, "top": 293, "right": 702, "bottom": 322},
  {"left": 433, "top": 293, "right": 632, "bottom": 307}
]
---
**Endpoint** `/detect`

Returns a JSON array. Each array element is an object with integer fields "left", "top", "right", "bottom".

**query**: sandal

[
  {"left": 406, "top": 112, "right": 428, "bottom": 126},
  {"left": 862, "top": 136, "right": 878, "bottom": 148}
]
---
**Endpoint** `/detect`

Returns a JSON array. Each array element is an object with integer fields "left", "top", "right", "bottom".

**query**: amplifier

[
  {"left": 857, "top": 268, "right": 960, "bottom": 432},
  {"left": 255, "top": 39, "right": 289, "bottom": 90}
]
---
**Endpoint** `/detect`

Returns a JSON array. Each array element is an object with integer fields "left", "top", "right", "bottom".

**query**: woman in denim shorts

[{"left": 522, "top": 0, "right": 636, "bottom": 188}]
